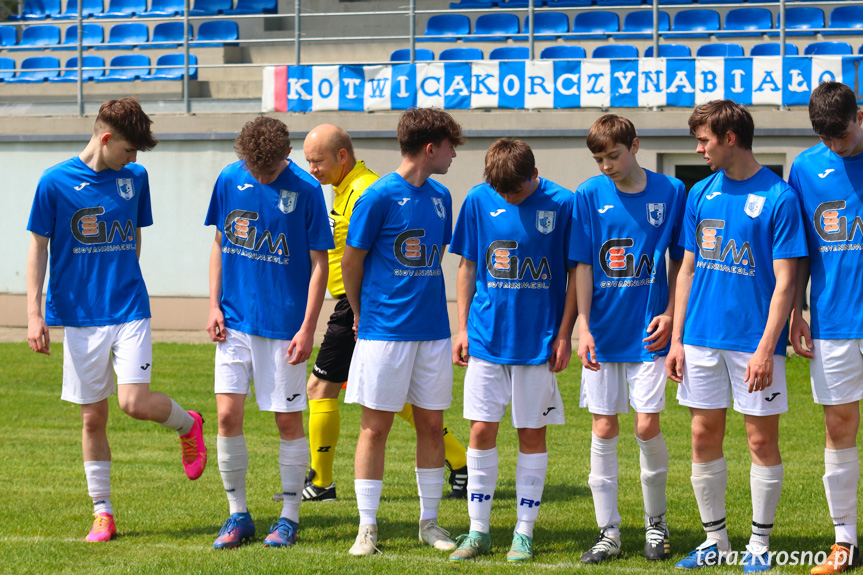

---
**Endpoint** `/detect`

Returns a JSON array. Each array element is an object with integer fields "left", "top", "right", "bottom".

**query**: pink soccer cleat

[
  {"left": 86, "top": 512, "right": 116, "bottom": 542},
  {"left": 180, "top": 411, "right": 207, "bottom": 480}
]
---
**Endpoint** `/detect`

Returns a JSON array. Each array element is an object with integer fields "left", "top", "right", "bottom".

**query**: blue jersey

[
  {"left": 346, "top": 172, "right": 452, "bottom": 341},
  {"left": 571, "top": 170, "right": 686, "bottom": 362},
  {"left": 682, "top": 167, "right": 808, "bottom": 355},
  {"left": 450, "top": 179, "right": 574, "bottom": 365},
  {"left": 27, "top": 156, "right": 152, "bottom": 327},
  {"left": 205, "top": 160, "right": 334, "bottom": 340},
  {"left": 789, "top": 144, "right": 863, "bottom": 340}
]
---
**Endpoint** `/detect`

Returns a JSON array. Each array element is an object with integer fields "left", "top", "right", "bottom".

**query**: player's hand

[
  {"left": 745, "top": 346, "right": 774, "bottom": 393},
  {"left": 352, "top": 313, "right": 359, "bottom": 342},
  {"left": 643, "top": 314, "right": 673, "bottom": 352},
  {"left": 665, "top": 341, "right": 685, "bottom": 383},
  {"left": 578, "top": 330, "right": 600, "bottom": 371},
  {"left": 790, "top": 312, "right": 814, "bottom": 359},
  {"left": 287, "top": 327, "right": 314, "bottom": 365},
  {"left": 27, "top": 316, "right": 50, "bottom": 355},
  {"left": 549, "top": 335, "right": 572, "bottom": 373},
  {"left": 452, "top": 330, "right": 469, "bottom": 367},
  {"left": 206, "top": 307, "right": 227, "bottom": 343}
]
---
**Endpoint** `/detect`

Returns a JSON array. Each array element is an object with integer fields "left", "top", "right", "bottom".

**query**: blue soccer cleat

[
  {"left": 742, "top": 544, "right": 772, "bottom": 573},
  {"left": 675, "top": 541, "right": 727, "bottom": 569},
  {"left": 264, "top": 517, "right": 298, "bottom": 548},
  {"left": 213, "top": 512, "right": 255, "bottom": 549}
]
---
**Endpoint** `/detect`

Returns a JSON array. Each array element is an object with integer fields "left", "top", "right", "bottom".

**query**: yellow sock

[
  {"left": 308, "top": 398, "right": 340, "bottom": 487},
  {"left": 397, "top": 404, "right": 467, "bottom": 470}
]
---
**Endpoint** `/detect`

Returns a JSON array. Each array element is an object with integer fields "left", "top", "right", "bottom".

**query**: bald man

[{"left": 278, "top": 124, "right": 468, "bottom": 502}]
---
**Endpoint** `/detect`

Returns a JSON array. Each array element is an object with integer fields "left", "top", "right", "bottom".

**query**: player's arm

[
  {"left": 453, "top": 256, "right": 476, "bottom": 367},
  {"left": 342, "top": 245, "right": 368, "bottom": 336},
  {"left": 288, "top": 249, "right": 328, "bottom": 365},
  {"left": 550, "top": 266, "right": 578, "bottom": 373},
  {"left": 644, "top": 257, "right": 682, "bottom": 352},
  {"left": 745, "top": 257, "right": 798, "bottom": 392},
  {"left": 206, "top": 230, "right": 226, "bottom": 342},
  {"left": 26, "top": 233, "right": 50, "bottom": 355},
  {"left": 666, "top": 250, "right": 695, "bottom": 382},
  {"left": 575, "top": 263, "right": 600, "bottom": 371},
  {"left": 789, "top": 256, "right": 814, "bottom": 359},
  {"left": 136, "top": 227, "right": 142, "bottom": 260}
]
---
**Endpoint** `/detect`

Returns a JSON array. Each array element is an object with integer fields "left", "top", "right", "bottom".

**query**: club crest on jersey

[
  {"left": 744, "top": 194, "right": 765, "bottom": 218},
  {"left": 116, "top": 178, "right": 135, "bottom": 200},
  {"left": 278, "top": 190, "right": 298, "bottom": 214},
  {"left": 432, "top": 197, "right": 446, "bottom": 220},
  {"left": 646, "top": 203, "right": 666, "bottom": 228},
  {"left": 536, "top": 211, "right": 556, "bottom": 235}
]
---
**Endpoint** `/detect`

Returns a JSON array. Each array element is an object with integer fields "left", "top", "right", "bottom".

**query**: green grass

[{"left": 0, "top": 342, "right": 846, "bottom": 574}]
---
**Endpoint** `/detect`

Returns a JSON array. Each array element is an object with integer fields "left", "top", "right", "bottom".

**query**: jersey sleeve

[
  {"left": 772, "top": 188, "right": 808, "bottom": 260},
  {"left": 443, "top": 191, "right": 453, "bottom": 247},
  {"left": 27, "top": 172, "right": 56, "bottom": 238},
  {"left": 306, "top": 184, "right": 336, "bottom": 251},
  {"left": 682, "top": 187, "right": 698, "bottom": 253},
  {"left": 346, "top": 190, "right": 383, "bottom": 251},
  {"left": 562, "top": 192, "right": 578, "bottom": 268},
  {"left": 569, "top": 186, "right": 594, "bottom": 265},
  {"left": 137, "top": 169, "right": 154, "bottom": 228},
  {"left": 450, "top": 192, "right": 477, "bottom": 261},
  {"left": 668, "top": 180, "right": 687, "bottom": 260},
  {"left": 204, "top": 171, "right": 225, "bottom": 228}
]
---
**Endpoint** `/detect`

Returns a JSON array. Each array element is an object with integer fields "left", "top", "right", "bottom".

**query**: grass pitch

[{"left": 0, "top": 342, "right": 845, "bottom": 574}]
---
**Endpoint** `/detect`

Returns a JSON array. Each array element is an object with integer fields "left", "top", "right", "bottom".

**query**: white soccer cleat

[
  {"left": 419, "top": 518, "right": 457, "bottom": 551},
  {"left": 349, "top": 524, "right": 379, "bottom": 556}
]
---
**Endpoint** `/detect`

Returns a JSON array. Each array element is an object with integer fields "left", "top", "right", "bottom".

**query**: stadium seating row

[
  {"left": 451, "top": 0, "right": 858, "bottom": 7},
  {"left": 6, "top": 0, "right": 274, "bottom": 20},
  {"left": 420, "top": 7, "right": 863, "bottom": 41},
  {"left": 0, "top": 53, "right": 197, "bottom": 81},
  {"left": 0, "top": 20, "right": 238, "bottom": 49},
  {"left": 393, "top": 40, "right": 862, "bottom": 60}
]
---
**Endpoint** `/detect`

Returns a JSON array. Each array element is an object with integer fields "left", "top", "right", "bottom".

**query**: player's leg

[
  {"left": 397, "top": 403, "right": 468, "bottom": 499},
  {"left": 350, "top": 406, "right": 395, "bottom": 555},
  {"left": 81, "top": 400, "right": 116, "bottom": 542},
  {"left": 304, "top": 375, "right": 341, "bottom": 500},
  {"left": 264, "top": 411, "right": 307, "bottom": 548}
]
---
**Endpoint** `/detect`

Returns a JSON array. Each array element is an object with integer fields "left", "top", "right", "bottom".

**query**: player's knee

[
  {"left": 118, "top": 397, "right": 149, "bottom": 420},
  {"left": 825, "top": 409, "right": 859, "bottom": 444},
  {"left": 217, "top": 409, "right": 243, "bottom": 436},
  {"left": 592, "top": 416, "right": 619, "bottom": 439},
  {"left": 81, "top": 409, "right": 108, "bottom": 433},
  {"left": 517, "top": 428, "right": 545, "bottom": 452},
  {"left": 747, "top": 432, "right": 779, "bottom": 460},
  {"left": 634, "top": 416, "right": 660, "bottom": 441}
]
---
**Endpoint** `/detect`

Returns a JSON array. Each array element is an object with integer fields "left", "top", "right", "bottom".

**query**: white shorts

[
  {"left": 579, "top": 357, "right": 667, "bottom": 415},
  {"left": 676, "top": 344, "right": 788, "bottom": 416},
  {"left": 463, "top": 356, "right": 565, "bottom": 428},
  {"left": 62, "top": 318, "right": 152, "bottom": 405},
  {"left": 214, "top": 329, "right": 307, "bottom": 413},
  {"left": 810, "top": 339, "right": 863, "bottom": 406},
  {"left": 345, "top": 338, "right": 453, "bottom": 412}
]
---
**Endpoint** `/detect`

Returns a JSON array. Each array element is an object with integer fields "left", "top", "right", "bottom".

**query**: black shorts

[{"left": 312, "top": 296, "right": 356, "bottom": 384}]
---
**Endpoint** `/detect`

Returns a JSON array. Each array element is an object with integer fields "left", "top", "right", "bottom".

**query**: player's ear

[
  {"left": 100, "top": 132, "right": 112, "bottom": 146},
  {"left": 285, "top": 146, "right": 292, "bottom": 159},
  {"left": 630, "top": 137, "right": 640, "bottom": 155},
  {"left": 425, "top": 142, "right": 435, "bottom": 158},
  {"left": 856, "top": 110, "right": 863, "bottom": 127}
]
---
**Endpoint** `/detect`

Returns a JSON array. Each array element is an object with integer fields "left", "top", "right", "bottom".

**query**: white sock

[
  {"left": 467, "top": 447, "right": 498, "bottom": 534},
  {"left": 161, "top": 400, "right": 194, "bottom": 435},
  {"left": 691, "top": 457, "right": 729, "bottom": 550},
  {"left": 637, "top": 433, "right": 668, "bottom": 519},
  {"left": 279, "top": 438, "right": 308, "bottom": 523},
  {"left": 750, "top": 463, "right": 783, "bottom": 548},
  {"left": 589, "top": 433, "right": 621, "bottom": 531},
  {"left": 416, "top": 466, "right": 445, "bottom": 521},
  {"left": 355, "top": 479, "right": 382, "bottom": 526},
  {"left": 84, "top": 461, "right": 112, "bottom": 515},
  {"left": 515, "top": 451, "right": 548, "bottom": 538},
  {"left": 825, "top": 447, "right": 859, "bottom": 546},
  {"left": 217, "top": 435, "right": 248, "bottom": 514}
]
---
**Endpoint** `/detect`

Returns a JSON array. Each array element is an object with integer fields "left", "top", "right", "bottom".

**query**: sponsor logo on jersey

[
  {"left": 70, "top": 207, "right": 136, "bottom": 246},
  {"left": 74, "top": 182, "right": 89, "bottom": 191},
  {"left": 485, "top": 240, "right": 551, "bottom": 281},
  {"left": 116, "top": 178, "right": 135, "bottom": 200},
  {"left": 814, "top": 201, "right": 863, "bottom": 243},
  {"left": 394, "top": 229, "right": 442, "bottom": 268},
  {"left": 706, "top": 191, "right": 722, "bottom": 200},
  {"left": 599, "top": 238, "right": 654, "bottom": 279},
  {"left": 490, "top": 208, "right": 506, "bottom": 217},
  {"left": 224, "top": 209, "right": 290, "bottom": 257},
  {"left": 237, "top": 183, "right": 254, "bottom": 191},
  {"left": 278, "top": 189, "right": 298, "bottom": 214},
  {"left": 818, "top": 168, "right": 835, "bottom": 179},
  {"left": 398, "top": 197, "right": 410, "bottom": 206},
  {"left": 647, "top": 203, "right": 666, "bottom": 228},
  {"left": 536, "top": 210, "right": 556, "bottom": 234},
  {"left": 765, "top": 392, "right": 781, "bottom": 402},
  {"left": 432, "top": 197, "right": 446, "bottom": 220},
  {"left": 696, "top": 219, "right": 755, "bottom": 273},
  {"left": 744, "top": 194, "right": 766, "bottom": 218},
  {"left": 597, "top": 204, "right": 614, "bottom": 214}
]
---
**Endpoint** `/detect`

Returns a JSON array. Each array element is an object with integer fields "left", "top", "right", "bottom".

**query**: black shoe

[
  {"left": 644, "top": 517, "right": 671, "bottom": 561},
  {"left": 301, "top": 468, "right": 336, "bottom": 502},
  {"left": 580, "top": 529, "right": 621, "bottom": 564},
  {"left": 445, "top": 465, "right": 468, "bottom": 499}
]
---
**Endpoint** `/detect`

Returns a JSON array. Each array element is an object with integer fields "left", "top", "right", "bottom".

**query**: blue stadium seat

[
  {"left": 224, "top": 0, "right": 275, "bottom": 14},
  {"left": 498, "top": 0, "right": 531, "bottom": 7},
  {"left": 643, "top": 43, "right": 691, "bottom": 57},
  {"left": 0, "top": 26, "right": 17, "bottom": 48},
  {"left": 696, "top": 0, "right": 736, "bottom": 4},
  {"left": 0, "top": 57, "right": 15, "bottom": 81},
  {"left": 489, "top": 46, "right": 529, "bottom": 59},
  {"left": 658, "top": 0, "right": 692, "bottom": 5},
  {"left": 54, "top": 23, "right": 104, "bottom": 50},
  {"left": 8, "top": 25, "right": 61, "bottom": 50},
  {"left": 775, "top": 7, "right": 825, "bottom": 36},
  {"left": 540, "top": 44, "right": 586, "bottom": 59},
  {"left": 750, "top": 42, "right": 799, "bottom": 56},
  {"left": 860, "top": 44, "right": 863, "bottom": 54},
  {"left": 804, "top": 41, "right": 852, "bottom": 55},
  {"left": 720, "top": 8, "right": 772, "bottom": 37},
  {"left": 596, "top": 0, "right": 642, "bottom": 6},
  {"left": 390, "top": 48, "right": 434, "bottom": 61},
  {"left": 467, "top": 13, "right": 520, "bottom": 41},
  {"left": 592, "top": 43, "right": 638, "bottom": 58},
  {"left": 48, "top": 55, "right": 104, "bottom": 81},
  {"left": 546, "top": 0, "right": 593, "bottom": 6},
  {"left": 98, "top": 22, "right": 147, "bottom": 50},
  {"left": 10, "top": 0, "right": 62, "bottom": 20},
  {"left": 619, "top": 10, "right": 670, "bottom": 39},
  {"left": 449, "top": 0, "right": 497, "bottom": 8},
  {"left": 419, "top": 14, "right": 470, "bottom": 42},
  {"left": 138, "top": 0, "right": 183, "bottom": 18},
  {"left": 53, "top": 0, "right": 103, "bottom": 19},
  {"left": 190, "top": 20, "right": 238, "bottom": 47},
  {"left": 94, "top": 53, "right": 149, "bottom": 81},
  {"left": 519, "top": 12, "right": 569, "bottom": 41},
  {"left": 190, "top": 0, "right": 232, "bottom": 16},
  {"left": 439, "top": 47, "right": 483, "bottom": 60},
  {"left": 696, "top": 42, "right": 744, "bottom": 57},
  {"left": 142, "top": 22, "right": 192, "bottom": 49},
  {"left": 667, "top": 9, "right": 719, "bottom": 38},
  {"left": 825, "top": 6, "right": 863, "bottom": 36},
  {"left": 95, "top": 0, "right": 145, "bottom": 18},
  {"left": 573, "top": 11, "right": 619, "bottom": 39},
  {"left": 4, "top": 55, "right": 59, "bottom": 82},
  {"left": 140, "top": 53, "right": 197, "bottom": 80}
]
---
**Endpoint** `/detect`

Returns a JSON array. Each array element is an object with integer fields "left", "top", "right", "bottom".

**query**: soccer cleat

[
  {"left": 348, "top": 524, "right": 379, "bottom": 556},
  {"left": 645, "top": 517, "right": 671, "bottom": 561},
  {"left": 580, "top": 529, "right": 621, "bottom": 564},
  {"left": 675, "top": 541, "right": 727, "bottom": 569},
  {"left": 213, "top": 512, "right": 255, "bottom": 549},
  {"left": 445, "top": 464, "right": 468, "bottom": 499},
  {"left": 419, "top": 518, "right": 456, "bottom": 551},
  {"left": 449, "top": 530, "right": 492, "bottom": 562},
  {"left": 86, "top": 512, "right": 116, "bottom": 542},
  {"left": 263, "top": 517, "right": 298, "bottom": 548},
  {"left": 742, "top": 543, "right": 771, "bottom": 573},
  {"left": 507, "top": 532, "right": 534, "bottom": 562},
  {"left": 301, "top": 468, "right": 337, "bottom": 502},
  {"left": 810, "top": 543, "right": 862, "bottom": 575},
  {"left": 179, "top": 411, "right": 207, "bottom": 480}
]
